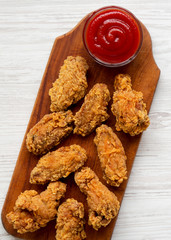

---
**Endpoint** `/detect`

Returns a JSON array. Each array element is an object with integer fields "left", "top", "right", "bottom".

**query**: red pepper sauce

[{"left": 84, "top": 7, "right": 142, "bottom": 65}]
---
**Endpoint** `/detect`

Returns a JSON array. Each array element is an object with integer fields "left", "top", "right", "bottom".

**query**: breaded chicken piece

[
  {"left": 74, "top": 167, "right": 120, "bottom": 230},
  {"left": 6, "top": 182, "right": 66, "bottom": 234},
  {"left": 94, "top": 124, "right": 127, "bottom": 187},
  {"left": 74, "top": 83, "right": 111, "bottom": 136},
  {"left": 56, "top": 198, "right": 86, "bottom": 240},
  {"left": 30, "top": 144, "right": 87, "bottom": 184},
  {"left": 26, "top": 110, "right": 74, "bottom": 155},
  {"left": 111, "top": 74, "right": 150, "bottom": 136},
  {"left": 49, "top": 56, "right": 89, "bottom": 112}
]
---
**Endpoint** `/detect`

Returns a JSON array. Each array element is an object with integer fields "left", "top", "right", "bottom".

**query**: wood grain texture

[
  {"left": 1, "top": 11, "right": 160, "bottom": 240},
  {"left": 0, "top": 1, "right": 171, "bottom": 240}
]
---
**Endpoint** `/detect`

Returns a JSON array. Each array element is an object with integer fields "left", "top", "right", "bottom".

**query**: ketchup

[{"left": 83, "top": 6, "right": 142, "bottom": 66}]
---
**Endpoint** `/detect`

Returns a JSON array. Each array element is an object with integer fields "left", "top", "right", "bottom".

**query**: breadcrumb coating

[
  {"left": 75, "top": 167, "right": 120, "bottom": 230},
  {"left": 111, "top": 74, "right": 150, "bottom": 136},
  {"left": 6, "top": 182, "right": 66, "bottom": 234},
  {"left": 56, "top": 198, "right": 86, "bottom": 240},
  {"left": 30, "top": 144, "right": 87, "bottom": 184},
  {"left": 74, "top": 83, "right": 111, "bottom": 136},
  {"left": 26, "top": 110, "right": 74, "bottom": 155},
  {"left": 94, "top": 124, "right": 127, "bottom": 187},
  {"left": 49, "top": 56, "right": 89, "bottom": 112}
]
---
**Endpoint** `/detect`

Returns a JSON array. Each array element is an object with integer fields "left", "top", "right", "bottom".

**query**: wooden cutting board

[{"left": 1, "top": 12, "right": 160, "bottom": 240}]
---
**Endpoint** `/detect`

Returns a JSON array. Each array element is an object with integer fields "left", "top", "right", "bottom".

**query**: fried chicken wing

[
  {"left": 74, "top": 83, "right": 111, "bottom": 136},
  {"left": 6, "top": 181, "right": 66, "bottom": 234},
  {"left": 49, "top": 56, "right": 89, "bottom": 112},
  {"left": 56, "top": 198, "right": 86, "bottom": 240},
  {"left": 74, "top": 167, "right": 120, "bottom": 230},
  {"left": 111, "top": 74, "right": 150, "bottom": 136},
  {"left": 26, "top": 110, "right": 74, "bottom": 155},
  {"left": 30, "top": 144, "right": 87, "bottom": 184},
  {"left": 94, "top": 124, "right": 127, "bottom": 187}
]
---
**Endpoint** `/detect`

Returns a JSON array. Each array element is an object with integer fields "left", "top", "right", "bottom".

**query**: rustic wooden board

[{"left": 1, "top": 13, "right": 160, "bottom": 240}]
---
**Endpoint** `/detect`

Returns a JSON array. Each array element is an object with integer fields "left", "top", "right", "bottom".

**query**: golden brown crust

[
  {"left": 74, "top": 83, "right": 111, "bottom": 136},
  {"left": 56, "top": 198, "right": 86, "bottom": 240},
  {"left": 6, "top": 182, "right": 66, "bottom": 234},
  {"left": 74, "top": 167, "right": 120, "bottom": 230},
  {"left": 30, "top": 144, "right": 87, "bottom": 184},
  {"left": 26, "top": 110, "right": 74, "bottom": 155},
  {"left": 49, "top": 56, "right": 89, "bottom": 112},
  {"left": 94, "top": 124, "right": 127, "bottom": 187},
  {"left": 111, "top": 74, "right": 150, "bottom": 136}
]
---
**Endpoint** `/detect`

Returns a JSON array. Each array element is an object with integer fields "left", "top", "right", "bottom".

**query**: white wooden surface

[{"left": 0, "top": 0, "right": 171, "bottom": 239}]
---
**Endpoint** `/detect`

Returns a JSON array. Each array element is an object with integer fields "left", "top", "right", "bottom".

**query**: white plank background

[{"left": 0, "top": 0, "right": 171, "bottom": 239}]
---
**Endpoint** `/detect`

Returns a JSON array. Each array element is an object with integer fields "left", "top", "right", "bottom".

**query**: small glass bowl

[{"left": 83, "top": 6, "right": 143, "bottom": 67}]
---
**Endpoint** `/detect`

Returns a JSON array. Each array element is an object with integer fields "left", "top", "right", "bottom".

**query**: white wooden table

[{"left": 0, "top": 0, "right": 171, "bottom": 239}]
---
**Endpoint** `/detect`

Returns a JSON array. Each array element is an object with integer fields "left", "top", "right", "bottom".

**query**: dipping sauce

[{"left": 83, "top": 6, "right": 143, "bottom": 67}]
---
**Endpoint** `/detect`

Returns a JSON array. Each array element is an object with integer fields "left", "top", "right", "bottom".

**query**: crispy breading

[
  {"left": 74, "top": 167, "right": 120, "bottom": 230},
  {"left": 74, "top": 83, "right": 111, "bottom": 136},
  {"left": 6, "top": 182, "right": 66, "bottom": 234},
  {"left": 94, "top": 124, "right": 127, "bottom": 187},
  {"left": 26, "top": 110, "right": 74, "bottom": 155},
  {"left": 49, "top": 56, "right": 89, "bottom": 112},
  {"left": 56, "top": 198, "right": 86, "bottom": 240},
  {"left": 111, "top": 74, "right": 150, "bottom": 136},
  {"left": 30, "top": 144, "right": 87, "bottom": 184}
]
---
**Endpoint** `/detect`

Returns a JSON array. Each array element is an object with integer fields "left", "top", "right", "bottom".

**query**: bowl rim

[{"left": 82, "top": 6, "right": 143, "bottom": 67}]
